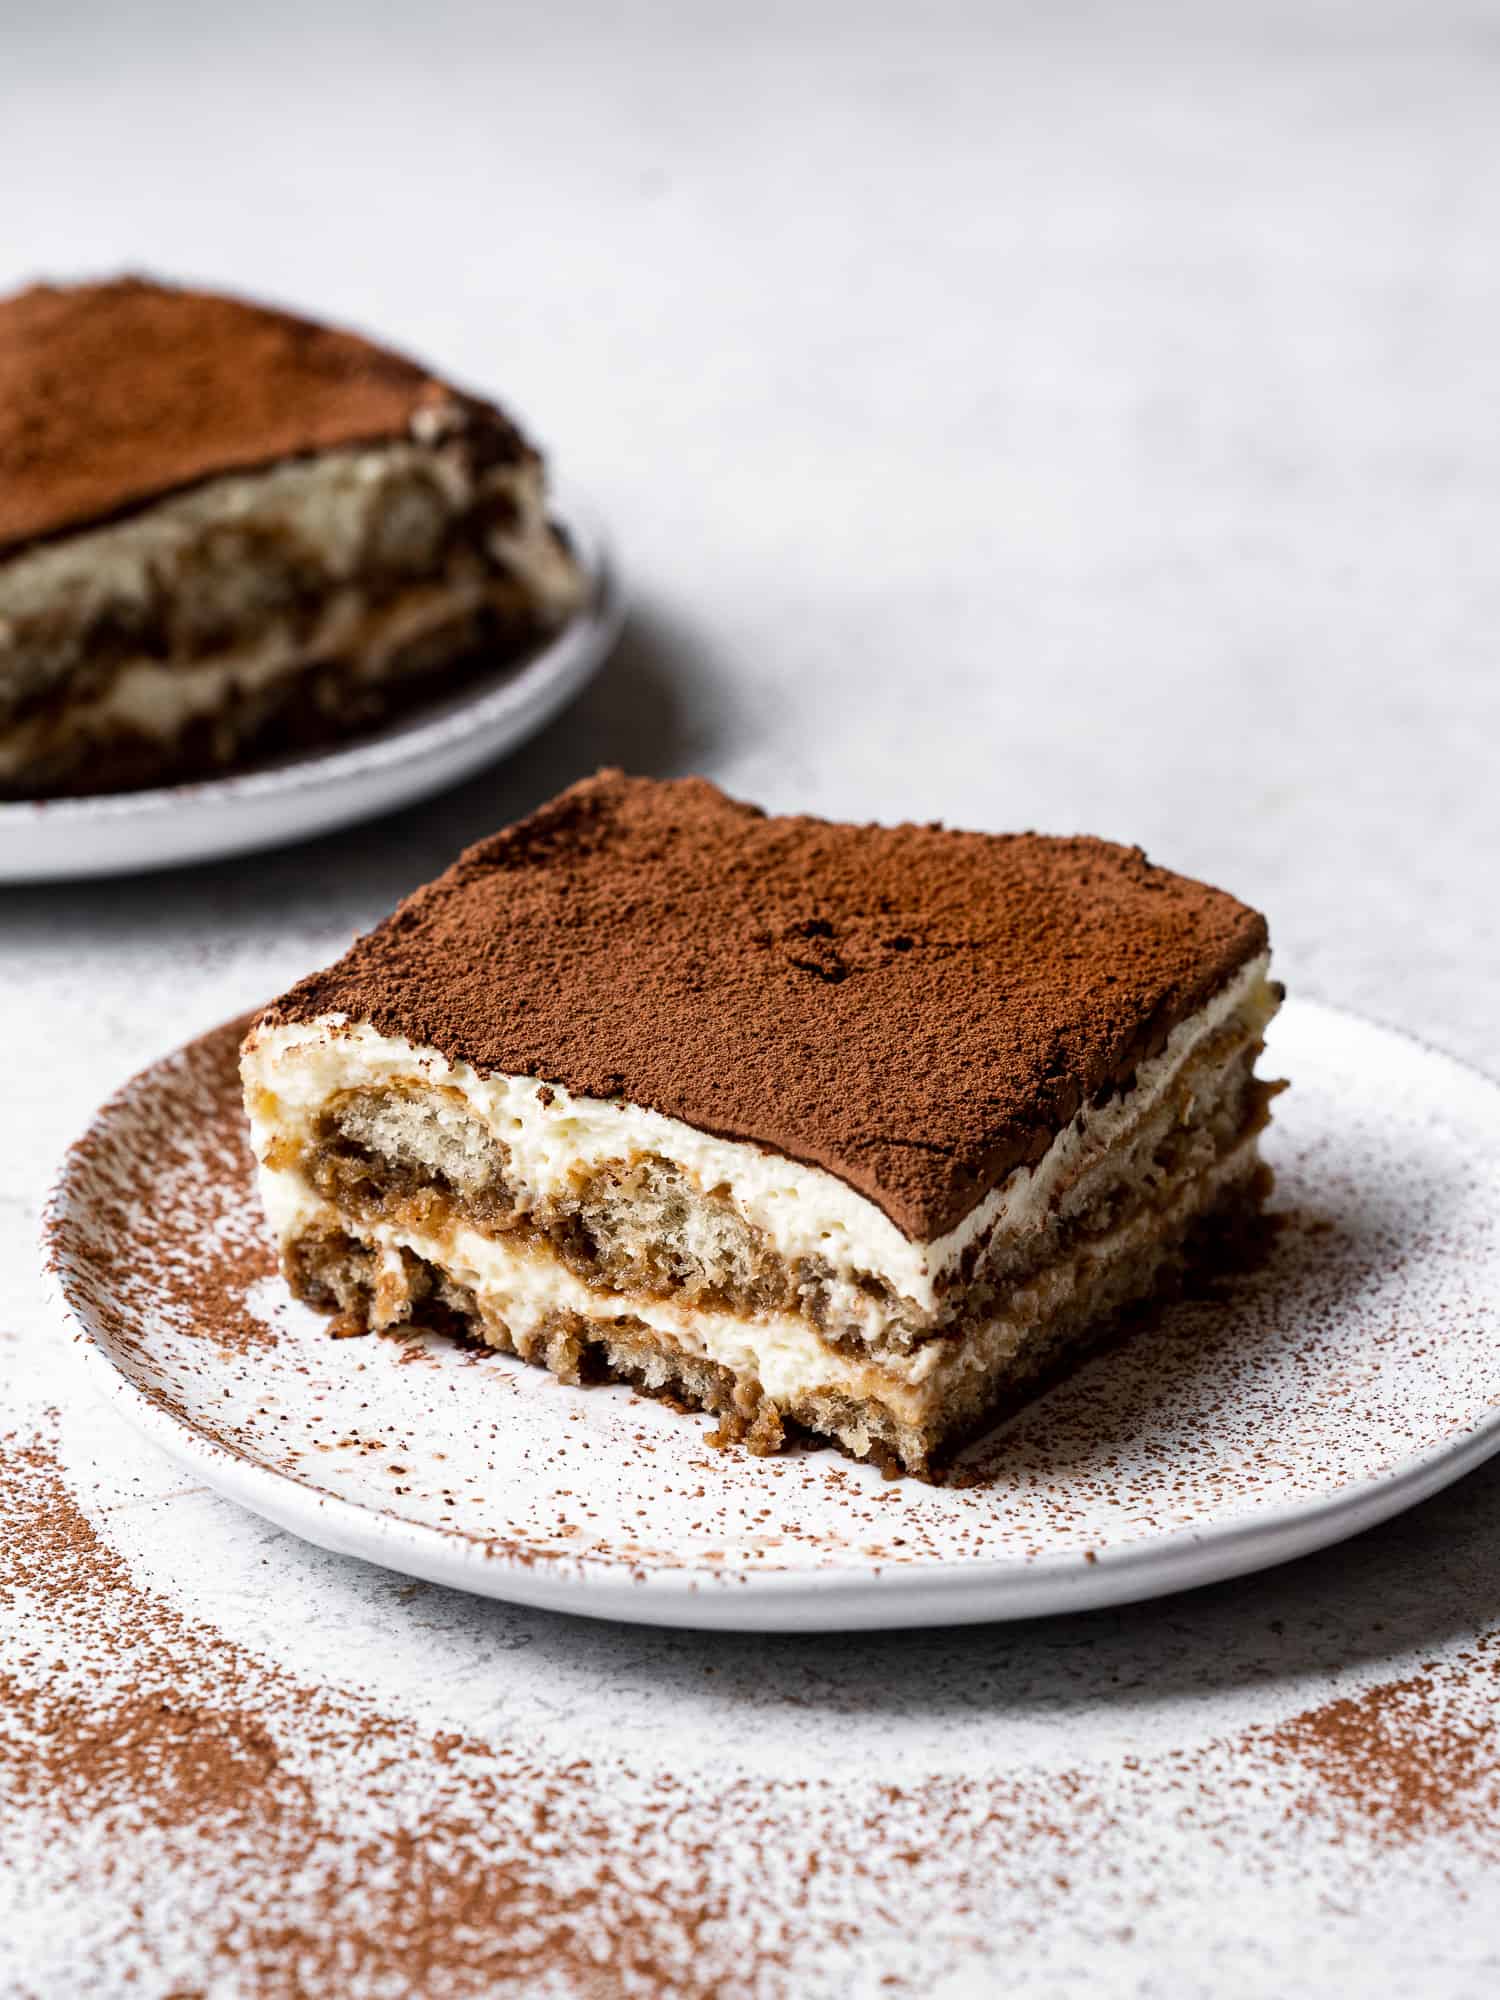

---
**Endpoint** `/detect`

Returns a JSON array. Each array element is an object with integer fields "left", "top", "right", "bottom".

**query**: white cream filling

[
  {"left": 259, "top": 1127, "right": 1265, "bottom": 1418},
  {"left": 487, "top": 486, "right": 585, "bottom": 617},
  {"left": 372, "top": 1209, "right": 931, "bottom": 1410},
  {"left": 242, "top": 953, "right": 1274, "bottom": 1320}
]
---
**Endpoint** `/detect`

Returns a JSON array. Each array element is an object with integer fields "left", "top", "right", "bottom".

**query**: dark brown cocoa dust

[
  {"left": 1258, "top": 1663, "right": 1500, "bottom": 1846},
  {"left": 4, "top": 1417, "right": 1496, "bottom": 1999},
  {"left": 263, "top": 772, "right": 1269, "bottom": 1239},
  {"left": 49, "top": 1018, "right": 279, "bottom": 1364},
  {"left": 0, "top": 1426, "right": 765, "bottom": 1998},
  {"left": 0, "top": 276, "right": 529, "bottom": 558}
]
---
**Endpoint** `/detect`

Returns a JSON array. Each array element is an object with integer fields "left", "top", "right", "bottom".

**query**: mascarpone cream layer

[
  {"left": 242, "top": 952, "right": 1275, "bottom": 1317},
  {"left": 256, "top": 1125, "right": 1266, "bottom": 1420}
]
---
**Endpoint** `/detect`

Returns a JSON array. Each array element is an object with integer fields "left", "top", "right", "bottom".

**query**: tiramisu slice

[
  {"left": 242, "top": 773, "right": 1283, "bottom": 1479},
  {"left": 0, "top": 277, "right": 586, "bottom": 798}
]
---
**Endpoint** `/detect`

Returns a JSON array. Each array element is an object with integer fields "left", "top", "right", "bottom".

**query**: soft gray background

[{"left": 2, "top": 3, "right": 1498, "bottom": 1994}]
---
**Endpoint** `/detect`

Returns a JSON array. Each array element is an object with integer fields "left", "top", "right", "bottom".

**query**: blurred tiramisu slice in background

[{"left": 0, "top": 277, "right": 586, "bottom": 798}]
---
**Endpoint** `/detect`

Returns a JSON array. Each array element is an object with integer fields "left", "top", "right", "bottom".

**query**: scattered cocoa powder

[
  {"left": 4, "top": 1414, "right": 1498, "bottom": 1998},
  {"left": 1251, "top": 1648, "right": 1500, "bottom": 1847},
  {"left": 0, "top": 1425, "right": 758, "bottom": 1997},
  {"left": 50, "top": 1017, "right": 278, "bottom": 1362}
]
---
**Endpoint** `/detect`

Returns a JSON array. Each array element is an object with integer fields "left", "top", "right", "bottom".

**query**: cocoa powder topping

[
  {"left": 0, "top": 275, "right": 530, "bottom": 557},
  {"left": 262, "top": 772, "right": 1269, "bottom": 1240}
]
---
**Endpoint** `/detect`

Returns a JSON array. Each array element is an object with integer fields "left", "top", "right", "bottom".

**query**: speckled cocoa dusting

[{"left": 262, "top": 771, "right": 1269, "bottom": 1239}]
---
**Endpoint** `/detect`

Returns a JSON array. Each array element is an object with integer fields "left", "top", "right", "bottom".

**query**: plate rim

[
  {"left": 0, "top": 489, "right": 622, "bottom": 846},
  {"left": 40, "top": 998, "right": 1500, "bottom": 1630}
]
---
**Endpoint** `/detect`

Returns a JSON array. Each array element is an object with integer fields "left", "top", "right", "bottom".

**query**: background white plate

[
  {"left": 0, "top": 496, "right": 623, "bottom": 883},
  {"left": 44, "top": 998, "right": 1500, "bottom": 1632}
]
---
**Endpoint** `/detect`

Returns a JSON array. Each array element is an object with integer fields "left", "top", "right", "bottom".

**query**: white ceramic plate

[
  {"left": 0, "top": 496, "right": 622, "bottom": 883},
  {"left": 44, "top": 999, "right": 1500, "bottom": 1632}
]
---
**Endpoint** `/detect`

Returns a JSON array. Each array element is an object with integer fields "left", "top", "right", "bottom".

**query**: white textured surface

[{"left": 4, "top": 1, "right": 1500, "bottom": 1992}]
